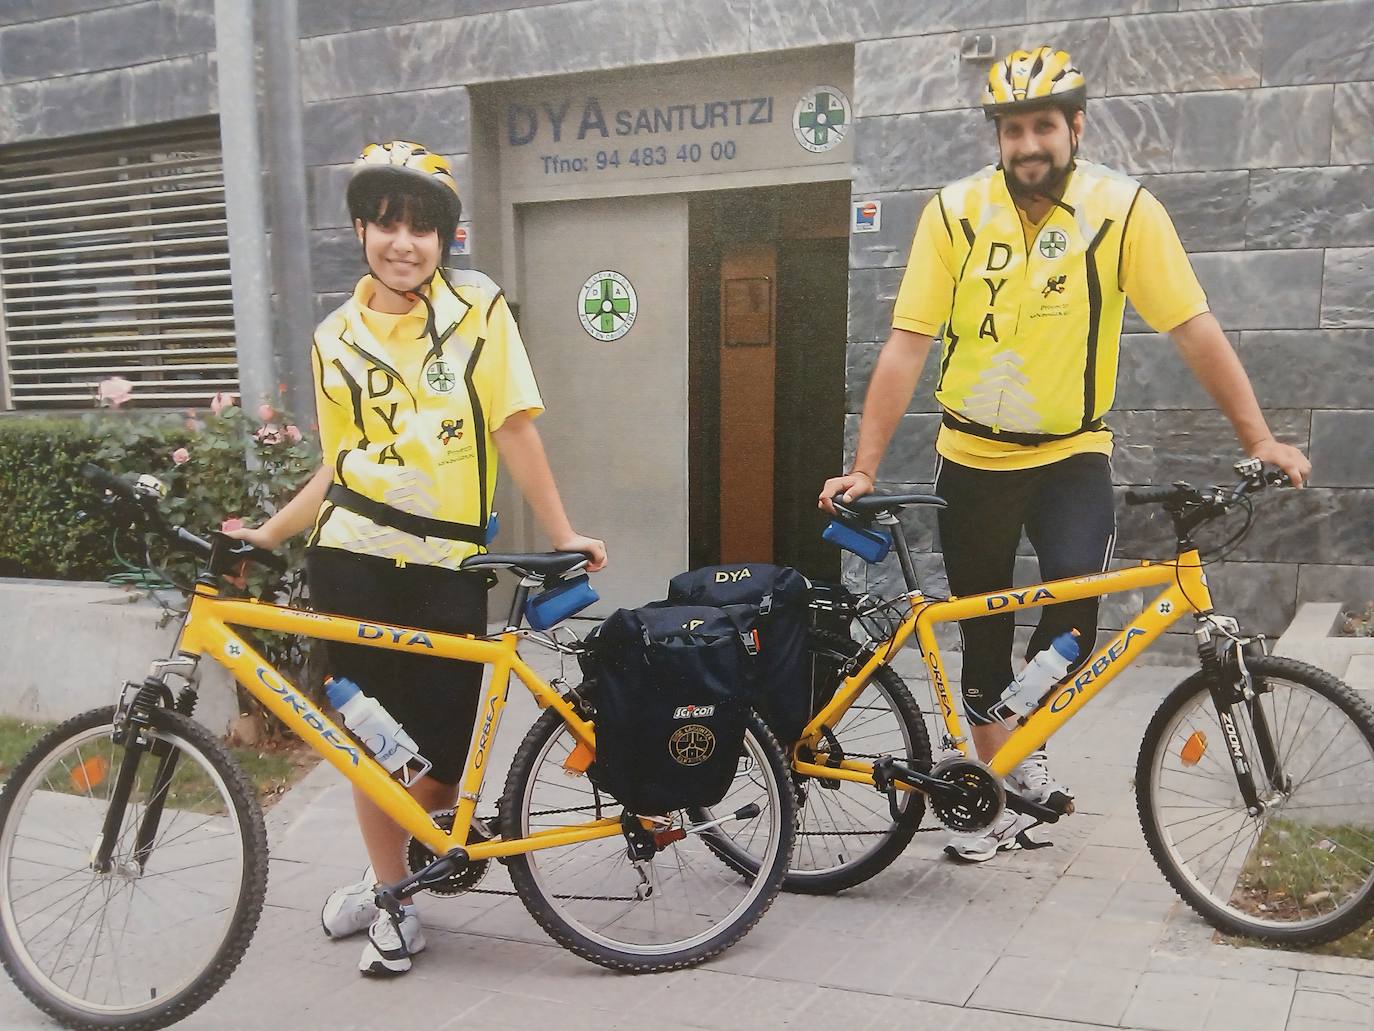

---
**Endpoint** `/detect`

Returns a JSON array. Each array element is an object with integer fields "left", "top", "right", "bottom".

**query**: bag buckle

[
  {"left": 741, "top": 629, "right": 760, "bottom": 656},
  {"left": 759, "top": 592, "right": 773, "bottom": 616}
]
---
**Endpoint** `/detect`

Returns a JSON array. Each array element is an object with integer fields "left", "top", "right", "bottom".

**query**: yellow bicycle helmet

[
  {"left": 347, "top": 140, "right": 462, "bottom": 224},
  {"left": 982, "top": 46, "right": 1087, "bottom": 119}
]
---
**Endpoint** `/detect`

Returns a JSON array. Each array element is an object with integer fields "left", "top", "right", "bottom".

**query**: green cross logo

[
  {"left": 578, "top": 271, "right": 637, "bottom": 341},
  {"left": 794, "top": 85, "right": 852, "bottom": 153},
  {"left": 426, "top": 360, "right": 456, "bottom": 393},
  {"left": 1039, "top": 229, "right": 1068, "bottom": 259}
]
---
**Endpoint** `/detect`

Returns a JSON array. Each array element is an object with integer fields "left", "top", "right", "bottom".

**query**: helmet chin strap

[
  {"left": 361, "top": 225, "right": 439, "bottom": 343},
  {"left": 1000, "top": 126, "right": 1080, "bottom": 214}
]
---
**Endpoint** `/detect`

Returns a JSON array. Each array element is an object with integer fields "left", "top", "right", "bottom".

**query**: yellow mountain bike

[
  {"left": 705, "top": 460, "right": 1374, "bottom": 948},
  {"left": 0, "top": 466, "right": 795, "bottom": 1031}
]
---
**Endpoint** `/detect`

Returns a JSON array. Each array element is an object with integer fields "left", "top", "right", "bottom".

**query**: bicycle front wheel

[
  {"left": 501, "top": 709, "right": 795, "bottom": 972},
  {"left": 0, "top": 706, "right": 267, "bottom": 1030},
  {"left": 1138, "top": 656, "right": 1374, "bottom": 945}
]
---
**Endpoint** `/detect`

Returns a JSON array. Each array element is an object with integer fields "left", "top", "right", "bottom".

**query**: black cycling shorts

[
  {"left": 934, "top": 452, "right": 1116, "bottom": 726},
  {"left": 305, "top": 547, "right": 488, "bottom": 785}
]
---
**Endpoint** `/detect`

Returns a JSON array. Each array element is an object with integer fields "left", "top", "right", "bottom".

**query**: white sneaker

[
  {"left": 321, "top": 867, "right": 377, "bottom": 939},
  {"left": 1006, "top": 751, "right": 1075, "bottom": 812},
  {"left": 943, "top": 809, "right": 1040, "bottom": 863},
  {"left": 358, "top": 908, "right": 426, "bottom": 976}
]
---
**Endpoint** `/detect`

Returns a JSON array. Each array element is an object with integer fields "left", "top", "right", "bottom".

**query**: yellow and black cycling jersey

[
  {"left": 309, "top": 268, "right": 543, "bottom": 569},
  {"left": 893, "top": 160, "right": 1208, "bottom": 470}
]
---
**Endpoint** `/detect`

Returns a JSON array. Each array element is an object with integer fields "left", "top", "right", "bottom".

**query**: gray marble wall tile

[
  {"left": 846, "top": 339, "right": 943, "bottom": 414},
  {"left": 1175, "top": 86, "right": 1332, "bottom": 171},
  {"left": 1310, "top": 411, "right": 1374, "bottom": 487},
  {"left": 1332, "top": 83, "right": 1374, "bottom": 165},
  {"left": 1297, "top": 563, "right": 1374, "bottom": 606},
  {"left": 1320, "top": 248, "right": 1374, "bottom": 329},
  {"left": 1238, "top": 330, "right": 1374, "bottom": 408},
  {"left": 848, "top": 189, "right": 930, "bottom": 270},
  {"left": 748, "top": 0, "right": 1029, "bottom": 53},
  {"left": 1031, "top": 0, "right": 1175, "bottom": 16},
  {"left": 1, "top": 65, "right": 133, "bottom": 141},
  {"left": 1119, "top": 485, "right": 1374, "bottom": 564},
  {"left": 1137, "top": 171, "right": 1248, "bottom": 251},
  {"left": 301, "top": 0, "right": 752, "bottom": 102},
  {"left": 1248, "top": 166, "right": 1374, "bottom": 250},
  {"left": 1109, "top": 408, "right": 1309, "bottom": 486},
  {"left": 314, "top": 291, "right": 350, "bottom": 325},
  {"left": 1194, "top": 560, "right": 1298, "bottom": 635},
  {"left": 848, "top": 266, "right": 905, "bottom": 343},
  {"left": 129, "top": 51, "right": 216, "bottom": 125},
  {"left": 1261, "top": 0, "right": 1374, "bottom": 86},
  {"left": 853, "top": 110, "right": 993, "bottom": 193},
  {"left": 303, "top": 87, "right": 472, "bottom": 167},
  {"left": 0, "top": 0, "right": 143, "bottom": 25},
  {"left": 1115, "top": 331, "right": 1222, "bottom": 409},
  {"left": 309, "top": 228, "right": 366, "bottom": 296},
  {"left": 300, "top": 0, "right": 467, "bottom": 38},
  {"left": 1081, "top": 94, "right": 1179, "bottom": 174},
  {"left": 72, "top": 1, "right": 161, "bottom": 74},
  {"left": 1106, "top": 8, "right": 1261, "bottom": 95},
  {"left": 1188, "top": 249, "right": 1324, "bottom": 330},
  {"left": 1179, "top": 0, "right": 1308, "bottom": 8},
  {"left": 0, "top": 15, "right": 76, "bottom": 82},
  {"left": 845, "top": 412, "right": 940, "bottom": 484},
  {"left": 856, "top": 19, "right": 1108, "bottom": 119}
]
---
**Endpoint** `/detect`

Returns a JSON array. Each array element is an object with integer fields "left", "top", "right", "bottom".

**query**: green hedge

[{"left": 0, "top": 417, "right": 183, "bottom": 580}]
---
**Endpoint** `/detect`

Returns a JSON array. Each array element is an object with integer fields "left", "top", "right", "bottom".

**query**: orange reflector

[
  {"left": 70, "top": 756, "right": 110, "bottom": 792},
  {"left": 1180, "top": 731, "right": 1208, "bottom": 767},
  {"left": 563, "top": 741, "right": 594, "bottom": 775}
]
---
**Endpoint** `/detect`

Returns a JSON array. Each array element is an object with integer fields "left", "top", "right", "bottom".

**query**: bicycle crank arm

[
  {"left": 1004, "top": 791, "right": 1063, "bottom": 825},
  {"left": 376, "top": 846, "right": 471, "bottom": 911},
  {"left": 871, "top": 756, "right": 949, "bottom": 798}
]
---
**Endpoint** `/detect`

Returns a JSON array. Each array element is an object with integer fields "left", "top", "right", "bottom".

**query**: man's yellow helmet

[{"left": 982, "top": 46, "right": 1087, "bottom": 120}]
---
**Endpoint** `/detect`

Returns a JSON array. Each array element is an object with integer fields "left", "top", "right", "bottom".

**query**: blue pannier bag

[
  {"left": 579, "top": 604, "right": 756, "bottom": 814},
  {"left": 666, "top": 564, "right": 814, "bottom": 744}
]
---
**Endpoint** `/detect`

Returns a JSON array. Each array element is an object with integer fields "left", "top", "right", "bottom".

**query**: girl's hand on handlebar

[
  {"left": 554, "top": 533, "right": 607, "bottom": 572},
  {"left": 818, "top": 471, "right": 873, "bottom": 514},
  {"left": 222, "top": 525, "right": 281, "bottom": 551}
]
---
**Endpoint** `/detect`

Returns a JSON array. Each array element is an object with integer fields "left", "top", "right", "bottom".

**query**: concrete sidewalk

[{"left": 2, "top": 650, "right": 1372, "bottom": 1030}]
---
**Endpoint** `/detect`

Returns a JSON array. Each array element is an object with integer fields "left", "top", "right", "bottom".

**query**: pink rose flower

[
  {"left": 210, "top": 392, "right": 237, "bottom": 415},
  {"left": 220, "top": 517, "right": 244, "bottom": 532},
  {"left": 257, "top": 403, "right": 276, "bottom": 422},
  {"left": 97, "top": 377, "right": 134, "bottom": 409},
  {"left": 284, "top": 424, "right": 303, "bottom": 443},
  {"left": 171, "top": 447, "right": 190, "bottom": 465}
]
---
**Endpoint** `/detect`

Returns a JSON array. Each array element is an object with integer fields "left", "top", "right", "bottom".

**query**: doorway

[{"left": 688, "top": 181, "right": 849, "bottom": 581}]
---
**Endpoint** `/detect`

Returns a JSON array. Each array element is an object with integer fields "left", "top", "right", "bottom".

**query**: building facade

[{"left": 0, "top": 0, "right": 1371, "bottom": 632}]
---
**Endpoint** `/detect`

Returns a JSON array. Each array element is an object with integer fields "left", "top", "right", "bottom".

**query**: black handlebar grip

[
  {"left": 80, "top": 463, "right": 137, "bottom": 502},
  {"left": 1124, "top": 486, "right": 1182, "bottom": 506}
]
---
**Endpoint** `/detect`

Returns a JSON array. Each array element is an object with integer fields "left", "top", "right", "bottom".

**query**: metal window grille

[{"left": 0, "top": 119, "right": 237, "bottom": 409}]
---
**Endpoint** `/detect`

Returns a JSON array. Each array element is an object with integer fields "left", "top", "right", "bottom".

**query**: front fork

[
  {"left": 1196, "top": 616, "right": 1284, "bottom": 816},
  {"left": 95, "top": 656, "right": 202, "bottom": 873}
]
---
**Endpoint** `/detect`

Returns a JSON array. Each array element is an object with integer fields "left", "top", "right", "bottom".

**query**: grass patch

[
  {"left": 0, "top": 715, "right": 318, "bottom": 809},
  {"left": 1226, "top": 819, "right": 1374, "bottom": 961}
]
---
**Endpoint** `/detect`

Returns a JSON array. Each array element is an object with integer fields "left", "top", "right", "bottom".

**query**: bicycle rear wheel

[
  {"left": 0, "top": 706, "right": 267, "bottom": 1030},
  {"left": 501, "top": 709, "right": 794, "bottom": 972},
  {"left": 1138, "top": 656, "right": 1374, "bottom": 945}
]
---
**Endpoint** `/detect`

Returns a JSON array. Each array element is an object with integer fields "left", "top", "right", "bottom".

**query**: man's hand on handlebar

[
  {"left": 1247, "top": 438, "right": 1310, "bottom": 489},
  {"left": 818, "top": 470, "right": 874, "bottom": 515}
]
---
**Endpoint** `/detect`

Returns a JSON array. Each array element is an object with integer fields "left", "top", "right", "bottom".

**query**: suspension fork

[
  {"left": 95, "top": 677, "right": 184, "bottom": 872},
  {"left": 1196, "top": 620, "right": 1278, "bottom": 813}
]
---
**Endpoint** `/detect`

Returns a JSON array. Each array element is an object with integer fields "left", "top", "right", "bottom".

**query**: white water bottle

[
  {"left": 991, "top": 630, "right": 1081, "bottom": 723},
  {"left": 325, "top": 677, "right": 432, "bottom": 785}
]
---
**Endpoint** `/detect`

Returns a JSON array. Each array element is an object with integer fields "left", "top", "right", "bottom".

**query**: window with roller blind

[{"left": 0, "top": 119, "right": 238, "bottom": 410}]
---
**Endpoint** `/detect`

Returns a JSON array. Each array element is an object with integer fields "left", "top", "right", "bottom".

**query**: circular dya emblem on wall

[
  {"left": 425, "top": 359, "right": 457, "bottom": 394},
  {"left": 578, "top": 270, "right": 637, "bottom": 342},
  {"left": 1038, "top": 228, "right": 1069, "bottom": 259},
  {"left": 668, "top": 724, "right": 716, "bottom": 767},
  {"left": 794, "top": 86, "right": 852, "bottom": 153}
]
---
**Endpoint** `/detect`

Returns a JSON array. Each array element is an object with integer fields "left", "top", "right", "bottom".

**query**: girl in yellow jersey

[
  {"left": 230, "top": 141, "right": 605, "bottom": 975},
  {"left": 822, "top": 48, "right": 1308, "bottom": 863}
]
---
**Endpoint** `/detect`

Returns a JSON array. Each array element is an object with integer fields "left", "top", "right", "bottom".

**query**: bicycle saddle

[
  {"left": 461, "top": 551, "right": 588, "bottom": 578},
  {"left": 839, "top": 492, "right": 947, "bottom": 517}
]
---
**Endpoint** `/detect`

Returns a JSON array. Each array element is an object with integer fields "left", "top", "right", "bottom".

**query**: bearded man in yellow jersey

[
  {"left": 229, "top": 141, "right": 606, "bottom": 972},
  {"left": 821, "top": 47, "right": 1309, "bottom": 863}
]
